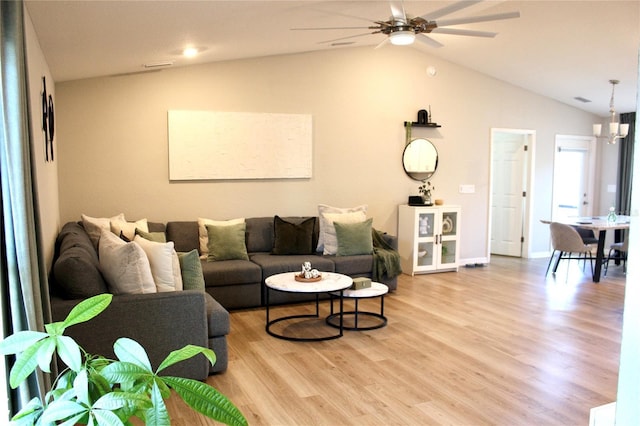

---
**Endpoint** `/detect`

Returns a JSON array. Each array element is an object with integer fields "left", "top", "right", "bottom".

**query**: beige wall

[
  {"left": 55, "top": 46, "right": 599, "bottom": 261},
  {"left": 25, "top": 8, "right": 60, "bottom": 269}
]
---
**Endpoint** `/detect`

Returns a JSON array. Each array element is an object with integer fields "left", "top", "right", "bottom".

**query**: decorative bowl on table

[{"left": 294, "top": 273, "right": 322, "bottom": 282}]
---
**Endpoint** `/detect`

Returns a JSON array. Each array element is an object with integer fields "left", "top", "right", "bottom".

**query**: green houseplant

[
  {"left": 0, "top": 294, "right": 247, "bottom": 426},
  {"left": 418, "top": 180, "right": 435, "bottom": 206}
]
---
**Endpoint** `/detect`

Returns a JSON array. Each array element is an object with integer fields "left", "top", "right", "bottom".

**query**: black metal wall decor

[{"left": 42, "top": 76, "right": 55, "bottom": 162}]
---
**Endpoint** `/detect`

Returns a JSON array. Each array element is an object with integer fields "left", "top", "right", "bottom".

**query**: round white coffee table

[
  {"left": 326, "top": 282, "right": 388, "bottom": 330},
  {"left": 265, "top": 271, "right": 352, "bottom": 341}
]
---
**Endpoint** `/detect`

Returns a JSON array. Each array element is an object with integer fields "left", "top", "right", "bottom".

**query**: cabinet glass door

[
  {"left": 440, "top": 211, "right": 458, "bottom": 237},
  {"left": 418, "top": 213, "right": 435, "bottom": 238},
  {"left": 417, "top": 241, "right": 435, "bottom": 267},
  {"left": 439, "top": 210, "right": 459, "bottom": 267}
]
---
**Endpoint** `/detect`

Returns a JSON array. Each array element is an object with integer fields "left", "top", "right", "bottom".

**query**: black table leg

[{"left": 593, "top": 230, "right": 607, "bottom": 283}]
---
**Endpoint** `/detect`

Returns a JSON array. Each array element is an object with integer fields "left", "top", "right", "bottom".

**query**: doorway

[
  {"left": 489, "top": 128, "right": 535, "bottom": 258},
  {"left": 551, "top": 135, "right": 596, "bottom": 220}
]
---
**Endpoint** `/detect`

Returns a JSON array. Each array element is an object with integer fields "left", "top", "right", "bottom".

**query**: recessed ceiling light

[{"left": 183, "top": 47, "right": 199, "bottom": 58}]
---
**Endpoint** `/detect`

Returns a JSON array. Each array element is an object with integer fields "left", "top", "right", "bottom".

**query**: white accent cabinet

[{"left": 398, "top": 204, "right": 461, "bottom": 275}]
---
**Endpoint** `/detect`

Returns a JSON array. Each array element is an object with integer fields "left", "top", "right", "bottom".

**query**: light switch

[
  {"left": 459, "top": 184, "right": 475, "bottom": 194},
  {"left": 607, "top": 184, "right": 616, "bottom": 193}
]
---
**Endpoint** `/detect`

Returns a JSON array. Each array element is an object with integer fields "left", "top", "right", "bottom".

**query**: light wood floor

[{"left": 167, "top": 256, "right": 625, "bottom": 425}]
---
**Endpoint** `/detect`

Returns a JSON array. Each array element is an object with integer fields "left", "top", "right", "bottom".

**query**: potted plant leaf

[{"left": 0, "top": 294, "right": 247, "bottom": 426}]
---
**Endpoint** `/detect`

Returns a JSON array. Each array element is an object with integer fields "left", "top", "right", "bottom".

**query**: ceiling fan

[{"left": 292, "top": 0, "right": 520, "bottom": 48}]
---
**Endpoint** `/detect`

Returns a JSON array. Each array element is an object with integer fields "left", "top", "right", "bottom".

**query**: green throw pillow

[
  {"left": 206, "top": 222, "right": 249, "bottom": 261},
  {"left": 334, "top": 218, "right": 373, "bottom": 256},
  {"left": 178, "top": 249, "right": 205, "bottom": 291},
  {"left": 272, "top": 216, "right": 316, "bottom": 255},
  {"left": 135, "top": 228, "right": 167, "bottom": 242}
]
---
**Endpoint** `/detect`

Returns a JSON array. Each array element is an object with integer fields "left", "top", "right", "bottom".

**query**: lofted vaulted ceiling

[{"left": 25, "top": 0, "right": 639, "bottom": 116}]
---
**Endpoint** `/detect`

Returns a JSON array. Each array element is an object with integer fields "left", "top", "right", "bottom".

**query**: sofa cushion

[
  {"left": 99, "top": 230, "right": 156, "bottom": 295},
  {"left": 245, "top": 217, "right": 275, "bottom": 253},
  {"left": 204, "top": 293, "right": 230, "bottom": 337},
  {"left": 330, "top": 254, "right": 374, "bottom": 277},
  {"left": 272, "top": 216, "right": 316, "bottom": 255},
  {"left": 165, "top": 221, "right": 199, "bottom": 252},
  {"left": 206, "top": 222, "right": 249, "bottom": 261},
  {"left": 334, "top": 218, "right": 373, "bottom": 256},
  {"left": 53, "top": 248, "right": 108, "bottom": 298},
  {"left": 250, "top": 253, "right": 335, "bottom": 279},
  {"left": 178, "top": 249, "right": 206, "bottom": 291},
  {"left": 200, "top": 259, "right": 262, "bottom": 287},
  {"left": 53, "top": 222, "right": 108, "bottom": 298}
]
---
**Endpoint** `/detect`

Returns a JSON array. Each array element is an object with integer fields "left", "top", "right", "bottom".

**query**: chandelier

[{"left": 593, "top": 79, "right": 629, "bottom": 145}]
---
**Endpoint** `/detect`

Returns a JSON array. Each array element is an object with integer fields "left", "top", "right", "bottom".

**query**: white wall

[
  {"left": 55, "top": 46, "right": 599, "bottom": 261},
  {"left": 24, "top": 7, "right": 59, "bottom": 269}
]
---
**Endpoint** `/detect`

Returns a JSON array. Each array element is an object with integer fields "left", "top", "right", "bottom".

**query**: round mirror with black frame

[{"left": 402, "top": 138, "right": 438, "bottom": 181}]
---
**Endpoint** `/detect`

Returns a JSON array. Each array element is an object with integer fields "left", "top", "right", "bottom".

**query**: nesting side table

[{"left": 326, "top": 282, "right": 388, "bottom": 330}]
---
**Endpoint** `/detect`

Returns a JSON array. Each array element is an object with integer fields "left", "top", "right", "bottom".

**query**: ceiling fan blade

[
  {"left": 318, "top": 32, "right": 375, "bottom": 44},
  {"left": 306, "top": 7, "right": 375, "bottom": 25},
  {"left": 421, "top": 0, "right": 482, "bottom": 21},
  {"left": 415, "top": 34, "right": 444, "bottom": 48},
  {"left": 431, "top": 28, "right": 497, "bottom": 38},
  {"left": 389, "top": 0, "right": 407, "bottom": 21},
  {"left": 374, "top": 37, "right": 390, "bottom": 50},
  {"left": 291, "top": 26, "right": 371, "bottom": 31},
  {"left": 436, "top": 11, "right": 521, "bottom": 27}
]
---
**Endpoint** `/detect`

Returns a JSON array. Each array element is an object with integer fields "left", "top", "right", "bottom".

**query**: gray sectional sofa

[{"left": 49, "top": 216, "right": 399, "bottom": 380}]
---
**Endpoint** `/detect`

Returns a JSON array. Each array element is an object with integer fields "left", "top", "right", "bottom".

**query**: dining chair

[
  {"left": 604, "top": 238, "right": 629, "bottom": 276},
  {"left": 546, "top": 222, "right": 594, "bottom": 276},
  {"left": 573, "top": 226, "right": 599, "bottom": 245}
]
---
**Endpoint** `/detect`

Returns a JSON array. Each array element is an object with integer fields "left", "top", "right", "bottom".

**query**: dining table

[{"left": 541, "top": 215, "right": 631, "bottom": 282}]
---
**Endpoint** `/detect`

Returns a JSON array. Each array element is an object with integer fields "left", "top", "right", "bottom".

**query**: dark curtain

[
  {"left": 615, "top": 112, "right": 636, "bottom": 242},
  {"left": 1, "top": 0, "right": 51, "bottom": 415}
]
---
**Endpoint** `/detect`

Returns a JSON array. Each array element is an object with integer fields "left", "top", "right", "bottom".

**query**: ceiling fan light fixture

[
  {"left": 593, "top": 79, "right": 629, "bottom": 144},
  {"left": 183, "top": 46, "right": 199, "bottom": 58},
  {"left": 389, "top": 30, "right": 415, "bottom": 46}
]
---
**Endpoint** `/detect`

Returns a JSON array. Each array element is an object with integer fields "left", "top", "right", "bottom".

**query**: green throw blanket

[{"left": 372, "top": 229, "right": 402, "bottom": 282}]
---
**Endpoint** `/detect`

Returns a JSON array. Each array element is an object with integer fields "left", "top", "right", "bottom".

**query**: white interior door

[
  {"left": 490, "top": 131, "right": 529, "bottom": 256},
  {"left": 552, "top": 135, "right": 596, "bottom": 220}
]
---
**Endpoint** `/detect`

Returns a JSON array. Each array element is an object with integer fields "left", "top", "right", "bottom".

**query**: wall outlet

[{"left": 459, "top": 184, "right": 475, "bottom": 194}]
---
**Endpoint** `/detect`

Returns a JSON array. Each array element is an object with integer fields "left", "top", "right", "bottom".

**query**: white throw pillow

[
  {"left": 133, "top": 235, "right": 182, "bottom": 292},
  {"left": 81, "top": 213, "right": 125, "bottom": 249},
  {"left": 197, "top": 217, "right": 245, "bottom": 258},
  {"left": 171, "top": 250, "right": 183, "bottom": 291},
  {"left": 98, "top": 230, "right": 156, "bottom": 295},
  {"left": 111, "top": 218, "right": 149, "bottom": 241},
  {"left": 317, "top": 204, "right": 367, "bottom": 252},
  {"left": 321, "top": 210, "right": 367, "bottom": 255}
]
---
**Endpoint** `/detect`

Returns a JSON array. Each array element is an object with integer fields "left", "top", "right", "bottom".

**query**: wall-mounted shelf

[{"left": 404, "top": 121, "right": 441, "bottom": 128}]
